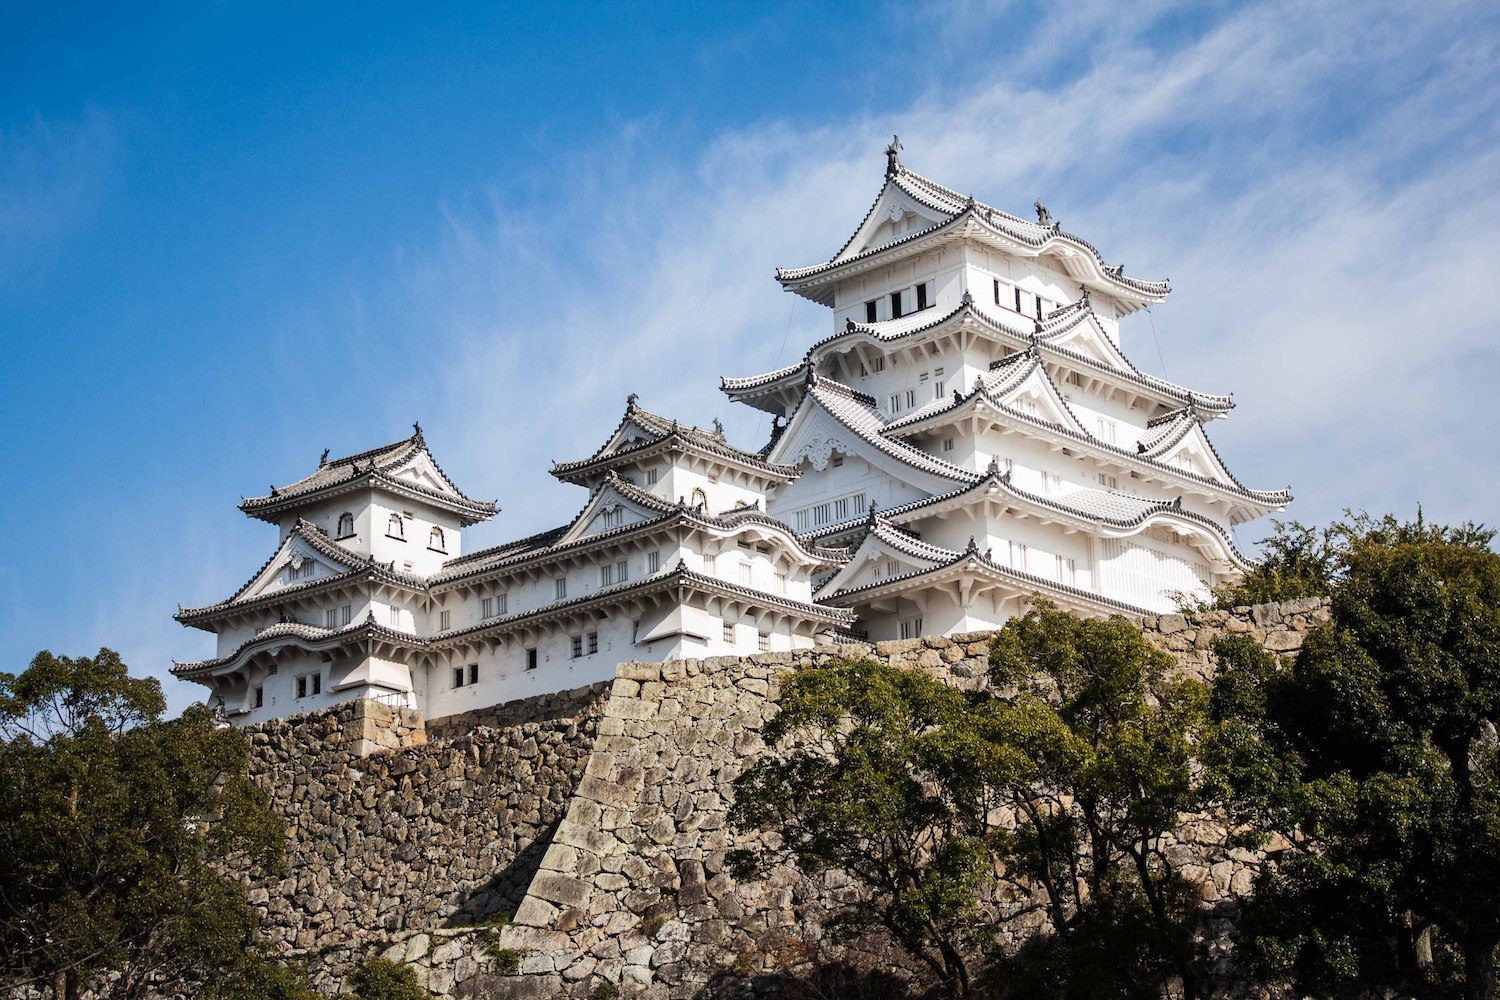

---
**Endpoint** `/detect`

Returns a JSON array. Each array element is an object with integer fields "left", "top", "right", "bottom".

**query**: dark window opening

[
  {"left": 890, "top": 291, "right": 903, "bottom": 319},
  {"left": 915, "top": 283, "right": 928, "bottom": 310},
  {"left": 993, "top": 279, "right": 1001, "bottom": 305},
  {"left": 468, "top": 663, "right": 478, "bottom": 685},
  {"left": 865, "top": 300, "right": 877, "bottom": 323},
  {"left": 1014, "top": 287, "right": 1022, "bottom": 312},
  {"left": 1035, "top": 296, "right": 1043, "bottom": 320},
  {"left": 526, "top": 648, "right": 538, "bottom": 671},
  {"left": 311, "top": 674, "right": 321, "bottom": 696},
  {"left": 452, "top": 667, "right": 465, "bottom": 688},
  {"left": 254, "top": 686, "right": 264, "bottom": 708}
]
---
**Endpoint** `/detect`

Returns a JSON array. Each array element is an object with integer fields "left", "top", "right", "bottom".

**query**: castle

[{"left": 174, "top": 140, "right": 1288, "bottom": 723}]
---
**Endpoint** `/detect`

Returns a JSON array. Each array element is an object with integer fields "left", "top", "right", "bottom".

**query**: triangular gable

[
  {"left": 229, "top": 526, "right": 364, "bottom": 606},
  {"left": 1151, "top": 421, "right": 1235, "bottom": 484},
  {"left": 814, "top": 522, "right": 950, "bottom": 599},
  {"left": 387, "top": 447, "right": 463, "bottom": 498},
  {"left": 556, "top": 480, "right": 671, "bottom": 545},
  {"left": 983, "top": 358, "right": 1089, "bottom": 436},
  {"left": 835, "top": 181, "right": 948, "bottom": 262},
  {"left": 766, "top": 384, "right": 971, "bottom": 499},
  {"left": 1042, "top": 314, "right": 1132, "bottom": 371}
]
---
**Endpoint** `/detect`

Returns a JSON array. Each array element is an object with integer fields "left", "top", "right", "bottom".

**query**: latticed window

[
  {"left": 336, "top": 512, "right": 354, "bottom": 538},
  {"left": 429, "top": 526, "right": 445, "bottom": 552},
  {"left": 387, "top": 514, "right": 404, "bottom": 539}
]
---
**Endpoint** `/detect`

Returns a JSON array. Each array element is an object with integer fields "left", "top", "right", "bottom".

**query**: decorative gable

[{"left": 838, "top": 185, "right": 946, "bottom": 262}]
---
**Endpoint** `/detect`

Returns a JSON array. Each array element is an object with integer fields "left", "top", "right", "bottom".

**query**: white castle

[{"left": 175, "top": 141, "right": 1288, "bottom": 723}]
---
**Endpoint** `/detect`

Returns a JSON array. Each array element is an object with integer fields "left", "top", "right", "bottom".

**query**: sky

[{"left": 3, "top": 1, "right": 1497, "bottom": 716}]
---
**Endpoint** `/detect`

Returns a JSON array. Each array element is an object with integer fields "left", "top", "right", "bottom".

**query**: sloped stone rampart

[
  {"left": 230, "top": 600, "right": 1327, "bottom": 998},
  {"left": 229, "top": 682, "right": 610, "bottom": 993}
]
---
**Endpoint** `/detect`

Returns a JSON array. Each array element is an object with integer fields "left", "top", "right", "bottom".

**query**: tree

[
  {"left": 1207, "top": 514, "right": 1500, "bottom": 999},
  {"left": 1208, "top": 518, "right": 1339, "bottom": 608},
  {"left": 348, "top": 956, "right": 432, "bottom": 1000},
  {"left": 982, "top": 602, "right": 1214, "bottom": 999},
  {"left": 0, "top": 649, "right": 290, "bottom": 999},
  {"left": 728, "top": 658, "right": 992, "bottom": 998}
]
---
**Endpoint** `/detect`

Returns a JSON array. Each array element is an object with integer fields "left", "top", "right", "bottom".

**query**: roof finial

[
  {"left": 846, "top": 317, "right": 857, "bottom": 332},
  {"left": 319, "top": 448, "right": 330, "bottom": 466},
  {"left": 626, "top": 392, "right": 639, "bottom": 409},
  {"left": 953, "top": 389, "right": 963, "bottom": 405},
  {"left": 867, "top": 500, "right": 879, "bottom": 525},
  {"left": 884, "top": 135, "right": 903, "bottom": 177},
  {"left": 1078, "top": 284, "right": 1090, "bottom": 308},
  {"left": 987, "top": 455, "right": 1000, "bottom": 476},
  {"left": 966, "top": 536, "right": 979, "bottom": 555},
  {"left": 712, "top": 417, "right": 724, "bottom": 437},
  {"left": 960, "top": 288, "right": 973, "bottom": 307},
  {"left": 1034, "top": 197, "right": 1051, "bottom": 227},
  {"left": 985, "top": 547, "right": 993, "bottom": 561},
  {"left": 412, "top": 421, "right": 423, "bottom": 440},
  {"left": 965, "top": 193, "right": 977, "bottom": 210}
]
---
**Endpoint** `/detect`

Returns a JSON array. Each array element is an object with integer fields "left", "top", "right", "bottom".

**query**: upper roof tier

[
  {"left": 550, "top": 395, "right": 800, "bottom": 486},
  {"left": 239, "top": 425, "right": 498, "bottom": 525},
  {"left": 775, "top": 141, "right": 1169, "bottom": 313}
]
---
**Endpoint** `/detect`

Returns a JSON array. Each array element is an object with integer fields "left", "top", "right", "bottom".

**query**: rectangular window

[
  {"left": 905, "top": 389, "right": 916, "bottom": 408},
  {"left": 311, "top": 674, "right": 321, "bottom": 696},
  {"left": 885, "top": 559, "right": 899, "bottom": 579},
  {"left": 865, "top": 299, "right": 878, "bottom": 323},
  {"left": 919, "top": 371, "right": 929, "bottom": 383},
  {"left": 645, "top": 467, "right": 658, "bottom": 485},
  {"left": 915, "top": 282, "right": 928, "bottom": 310},
  {"left": 758, "top": 632, "right": 769, "bottom": 652},
  {"left": 254, "top": 686, "right": 264, "bottom": 708},
  {"left": 468, "top": 663, "right": 479, "bottom": 685},
  {"left": 723, "top": 621, "right": 735, "bottom": 643},
  {"left": 1010, "top": 541, "right": 1028, "bottom": 571},
  {"left": 704, "top": 553, "right": 717, "bottom": 573},
  {"left": 452, "top": 666, "right": 465, "bottom": 689},
  {"left": 774, "top": 571, "right": 788, "bottom": 593},
  {"left": 555, "top": 578, "right": 567, "bottom": 600},
  {"left": 1056, "top": 556, "right": 1076, "bottom": 585},
  {"left": 325, "top": 608, "right": 338, "bottom": 629},
  {"left": 943, "top": 437, "right": 954, "bottom": 452},
  {"left": 526, "top": 648, "right": 538, "bottom": 671},
  {"left": 739, "top": 562, "right": 753, "bottom": 585},
  {"left": 890, "top": 291, "right": 904, "bottom": 319},
  {"left": 1014, "top": 286, "right": 1023, "bottom": 312},
  {"left": 1098, "top": 472, "right": 1119, "bottom": 490},
  {"left": 647, "top": 551, "right": 659, "bottom": 574},
  {"left": 794, "top": 509, "right": 809, "bottom": 531},
  {"left": 899, "top": 618, "right": 924, "bottom": 640},
  {"left": 993, "top": 278, "right": 1002, "bottom": 305},
  {"left": 571, "top": 635, "right": 583, "bottom": 658},
  {"left": 616, "top": 560, "right": 628, "bottom": 583},
  {"left": 600, "top": 564, "right": 615, "bottom": 587},
  {"left": 871, "top": 356, "right": 885, "bottom": 373},
  {"left": 1042, "top": 471, "right": 1062, "bottom": 494},
  {"left": 1097, "top": 418, "right": 1117, "bottom": 445},
  {"left": 587, "top": 632, "right": 599, "bottom": 655},
  {"left": 296, "top": 676, "right": 307, "bottom": 699},
  {"left": 889, "top": 393, "right": 901, "bottom": 413},
  {"left": 481, "top": 596, "right": 496, "bottom": 619}
]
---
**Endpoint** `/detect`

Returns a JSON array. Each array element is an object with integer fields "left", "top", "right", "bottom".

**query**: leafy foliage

[
  {"left": 1207, "top": 514, "right": 1500, "bottom": 998},
  {"left": 348, "top": 956, "right": 432, "bottom": 1000},
  {"left": 0, "top": 649, "right": 291, "bottom": 999}
]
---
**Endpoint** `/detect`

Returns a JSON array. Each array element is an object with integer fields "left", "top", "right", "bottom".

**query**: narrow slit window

[
  {"left": 915, "top": 282, "right": 928, "bottom": 310},
  {"left": 865, "top": 299, "right": 878, "bottom": 323},
  {"left": 890, "top": 291, "right": 903, "bottom": 319}
]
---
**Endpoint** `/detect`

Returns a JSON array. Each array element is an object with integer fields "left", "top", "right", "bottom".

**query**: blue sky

[{"left": 4, "top": 1, "right": 1498, "bottom": 715}]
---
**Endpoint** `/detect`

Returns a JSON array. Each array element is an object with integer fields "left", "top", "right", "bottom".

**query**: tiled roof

[
  {"left": 551, "top": 396, "right": 799, "bottom": 482},
  {"left": 239, "top": 427, "right": 497, "bottom": 523},
  {"left": 776, "top": 165, "right": 1170, "bottom": 300},
  {"left": 172, "top": 616, "right": 422, "bottom": 678},
  {"left": 802, "top": 375, "right": 979, "bottom": 484}
]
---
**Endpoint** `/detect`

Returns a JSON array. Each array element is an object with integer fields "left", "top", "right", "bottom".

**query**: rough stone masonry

[{"left": 234, "top": 598, "right": 1329, "bottom": 999}]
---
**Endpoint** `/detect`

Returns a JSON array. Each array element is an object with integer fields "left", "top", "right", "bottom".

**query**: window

[
  {"left": 1009, "top": 541, "right": 1028, "bottom": 571},
  {"left": 1042, "top": 471, "right": 1062, "bottom": 494},
  {"left": 871, "top": 356, "right": 885, "bottom": 373},
  {"left": 600, "top": 560, "right": 628, "bottom": 586},
  {"left": 296, "top": 674, "right": 321, "bottom": 698},
  {"left": 943, "top": 437, "right": 954, "bottom": 452},
  {"left": 254, "top": 685, "right": 264, "bottom": 708},
  {"left": 757, "top": 632, "right": 769, "bottom": 652},
  {"left": 1014, "top": 286, "right": 1023, "bottom": 312},
  {"left": 1056, "top": 555, "right": 1076, "bottom": 585},
  {"left": 1098, "top": 472, "right": 1119, "bottom": 490},
  {"left": 739, "top": 562, "right": 753, "bottom": 585},
  {"left": 704, "top": 553, "right": 717, "bottom": 573},
  {"left": 647, "top": 551, "right": 659, "bottom": 574},
  {"left": 554, "top": 578, "right": 567, "bottom": 600},
  {"left": 439, "top": 609, "right": 451, "bottom": 631},
  {"left": 723, "top": 621, "right": 735, "bottom": 643},
  {"left": 570, "top": 635, "right": 583, "bottom": 658},
  {"left": 1035, "top": 296, "right": 1045, "bottom": 320},
  {"left": 481, "top": 595, "right": 503, "bottom": 619},
  {"left": 616, "top": 560, "right": 628, "bottom": 583},
  {"left": 325, "top": 605, "right": 351, "bottom": 628},
  {"left": 905, "top": 389, "right": 916, "bottom": 409},
  {"left": 424, "top": 526, "right": 444, "bottom": 552},
  {"left": 602, "top": 508, "right": 624, "bottom": 529},
  {"left": 915, "top": 282, "right": 928, "bottom": 310},
  {"left": 336, "top": 512, "right": 355, "bottom": 538},
  {"left": 899, "top": 618, "right": 924, "bottom": 640},
  {"left": 993, "top": 278, "right": 1002, "bottom": 305},
  {"left": 885, "top": 559, "right": 900, "bottom": 579},
  {"left": 934, "top": 367, "right": 945, "bottom": 397},
  {"left": 889, "top": 393, "right": 902, "bottom": 413},
  {"left": 468, "top": 663, "right": 479, "bottom": 685},
  {"left": 296, "top": 676, "right": 307, "bottom": 699},
  {"left": 452, "top": 667, "right": 465, "bottom": 688},
  {"left": 1097, "top": 418, "right": 1118, "bottom": 445},
  {"left": 645, "top": 467, "right": 658, "bottom": 485},
  {"left": 587, "top": 632, "right": 599, "bottom": 655},
  {"left": 526, "top": 648, "right": 538, "bottom": 671},
  {"left": 600, "top": 564, "right": 614, "bottom": 586},
  {"left": 387, "top": 513, "right": 404, "bottom": 539},
  {"left": 774, "top": 571, "right": 787, "bottom": 593},
  {"left": 865, "top": 300, "right": 878, "bottom": 323},
  {"left": 890, "top": 290, "right": 903, "bottom": 319}
]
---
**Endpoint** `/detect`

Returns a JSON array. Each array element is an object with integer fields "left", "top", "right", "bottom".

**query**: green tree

[
  {"left": 1207, "top": 514, "right": 1500, "bottom": 999},
  {"left": 348, "top": 956, "right": 431, "bottom": 1000},
  {"left": 982, "top": 602, "right": 1214, "bottom": 999},
  {"left": 728, "top": 658, "right": 992, "bottom": 998},
  {"left": 0, "top": 649, "right": 290, "bottom": 999},
  {"left": 1208, "top": 518, "right": 1339, "bottom": 608}
]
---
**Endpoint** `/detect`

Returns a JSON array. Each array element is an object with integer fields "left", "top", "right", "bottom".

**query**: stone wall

[
  {"left": 243, "top": 600, "right": 1329, "bottom": 998},
  {"left": 233, "top": 684, "right": 609, "bottom": 992}
]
